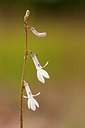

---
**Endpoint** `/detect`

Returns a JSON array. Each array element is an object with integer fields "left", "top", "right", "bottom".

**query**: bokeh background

[{"left": 0, "top": 0, "right": 85, "bottom": 128}]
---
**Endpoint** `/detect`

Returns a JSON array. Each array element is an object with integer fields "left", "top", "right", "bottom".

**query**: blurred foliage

[
  {"left": 0, "top": 8, "right": 85, "bottom": 84},
  {"left": 0, "top": 0, "right": 85, "bottom": 10},
  {"left": 0, "top": 1, "right": 85, "bottom": 128}
]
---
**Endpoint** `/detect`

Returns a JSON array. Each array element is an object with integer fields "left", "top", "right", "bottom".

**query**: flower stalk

[
  {"left": 20, "top": 10, "right": 30, "bottom": 128},
  {"left": 19, "top": 9, "right": 50, "bottom": 128}
]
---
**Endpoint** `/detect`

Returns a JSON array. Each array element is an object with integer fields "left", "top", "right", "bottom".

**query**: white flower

[
  {"left": 23, "top": 81, "right": 40, "bottom": 111},
  {"left": 30, "top": 52, "right": 50, "bottom": 83},
  {"left": 30, "top": 27, "right": 46, "bottom": 37}
]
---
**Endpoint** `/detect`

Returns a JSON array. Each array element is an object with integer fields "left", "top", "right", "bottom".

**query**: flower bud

[
  {"left": 30, "top": 27, "right": 46, "bottom": 37},
  {"left": 24, "top": 10, "right": 30, "bottom": 22}
]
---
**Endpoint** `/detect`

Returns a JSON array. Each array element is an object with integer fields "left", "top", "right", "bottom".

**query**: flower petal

[
  {"left": 40, "top": 68, "right": 50, "bottom": 79},
  {"left": 32, "top": 92, "right": 40, "bottom": 97},
  {"left": 32, "top": 98, "right": 39, "bottom": 108},
  {"left": 23, "top": 95, "right": 28, "bottom": 98},
  {"left": 42, "top": 61, "right": 49, "bottom": 68},
  {"left": 27, "top": 99, "right": 31, "bottom": 109},
  {"left": 37, "top": 70, "right": 45, "bottom": 83},
  {"left": 30, "top": 99, "right": 36, "bottom": 111}
]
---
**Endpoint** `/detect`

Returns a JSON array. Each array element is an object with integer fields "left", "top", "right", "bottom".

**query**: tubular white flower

[
  {"left": 30, "top": 52, "right": 50, "bottom": 83},
  {"left": 23, "top": 81, "right": 40, "bottom": 111},
  {"left": 30, "top": 27, "right": 46, "bottom": 37}
]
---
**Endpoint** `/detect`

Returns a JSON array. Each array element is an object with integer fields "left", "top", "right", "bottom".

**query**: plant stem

[{"left": 20, "top": 21, "right": 28, "bottom": 128}]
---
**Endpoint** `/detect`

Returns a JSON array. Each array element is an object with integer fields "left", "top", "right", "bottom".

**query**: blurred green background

[{"left": 0, "top": 0, "right": 85, "bottom": 128}]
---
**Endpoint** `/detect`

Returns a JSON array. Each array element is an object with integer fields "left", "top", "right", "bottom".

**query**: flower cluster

[{"left": 23, "top": 10, "right": 50, "bottom": 111}]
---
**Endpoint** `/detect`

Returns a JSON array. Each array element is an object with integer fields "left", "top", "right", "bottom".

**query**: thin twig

[{"left": 20, "top": 20, "right": 28, "bottom": 128}]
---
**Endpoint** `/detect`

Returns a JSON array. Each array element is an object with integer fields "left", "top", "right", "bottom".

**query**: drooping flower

[
  {"left": 30, "top": 27, "right": 46, "bottom": 37},
  {"left": 30, "top": 51, "right": 50, "bottom": 83},
  {"left": 23, "top": 80, "right": 40, "bottom": 111}
]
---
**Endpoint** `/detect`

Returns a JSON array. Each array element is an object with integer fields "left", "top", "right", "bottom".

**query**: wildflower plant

[{"left": 20, "top": 10, "right": 50, "bottom": 128}]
